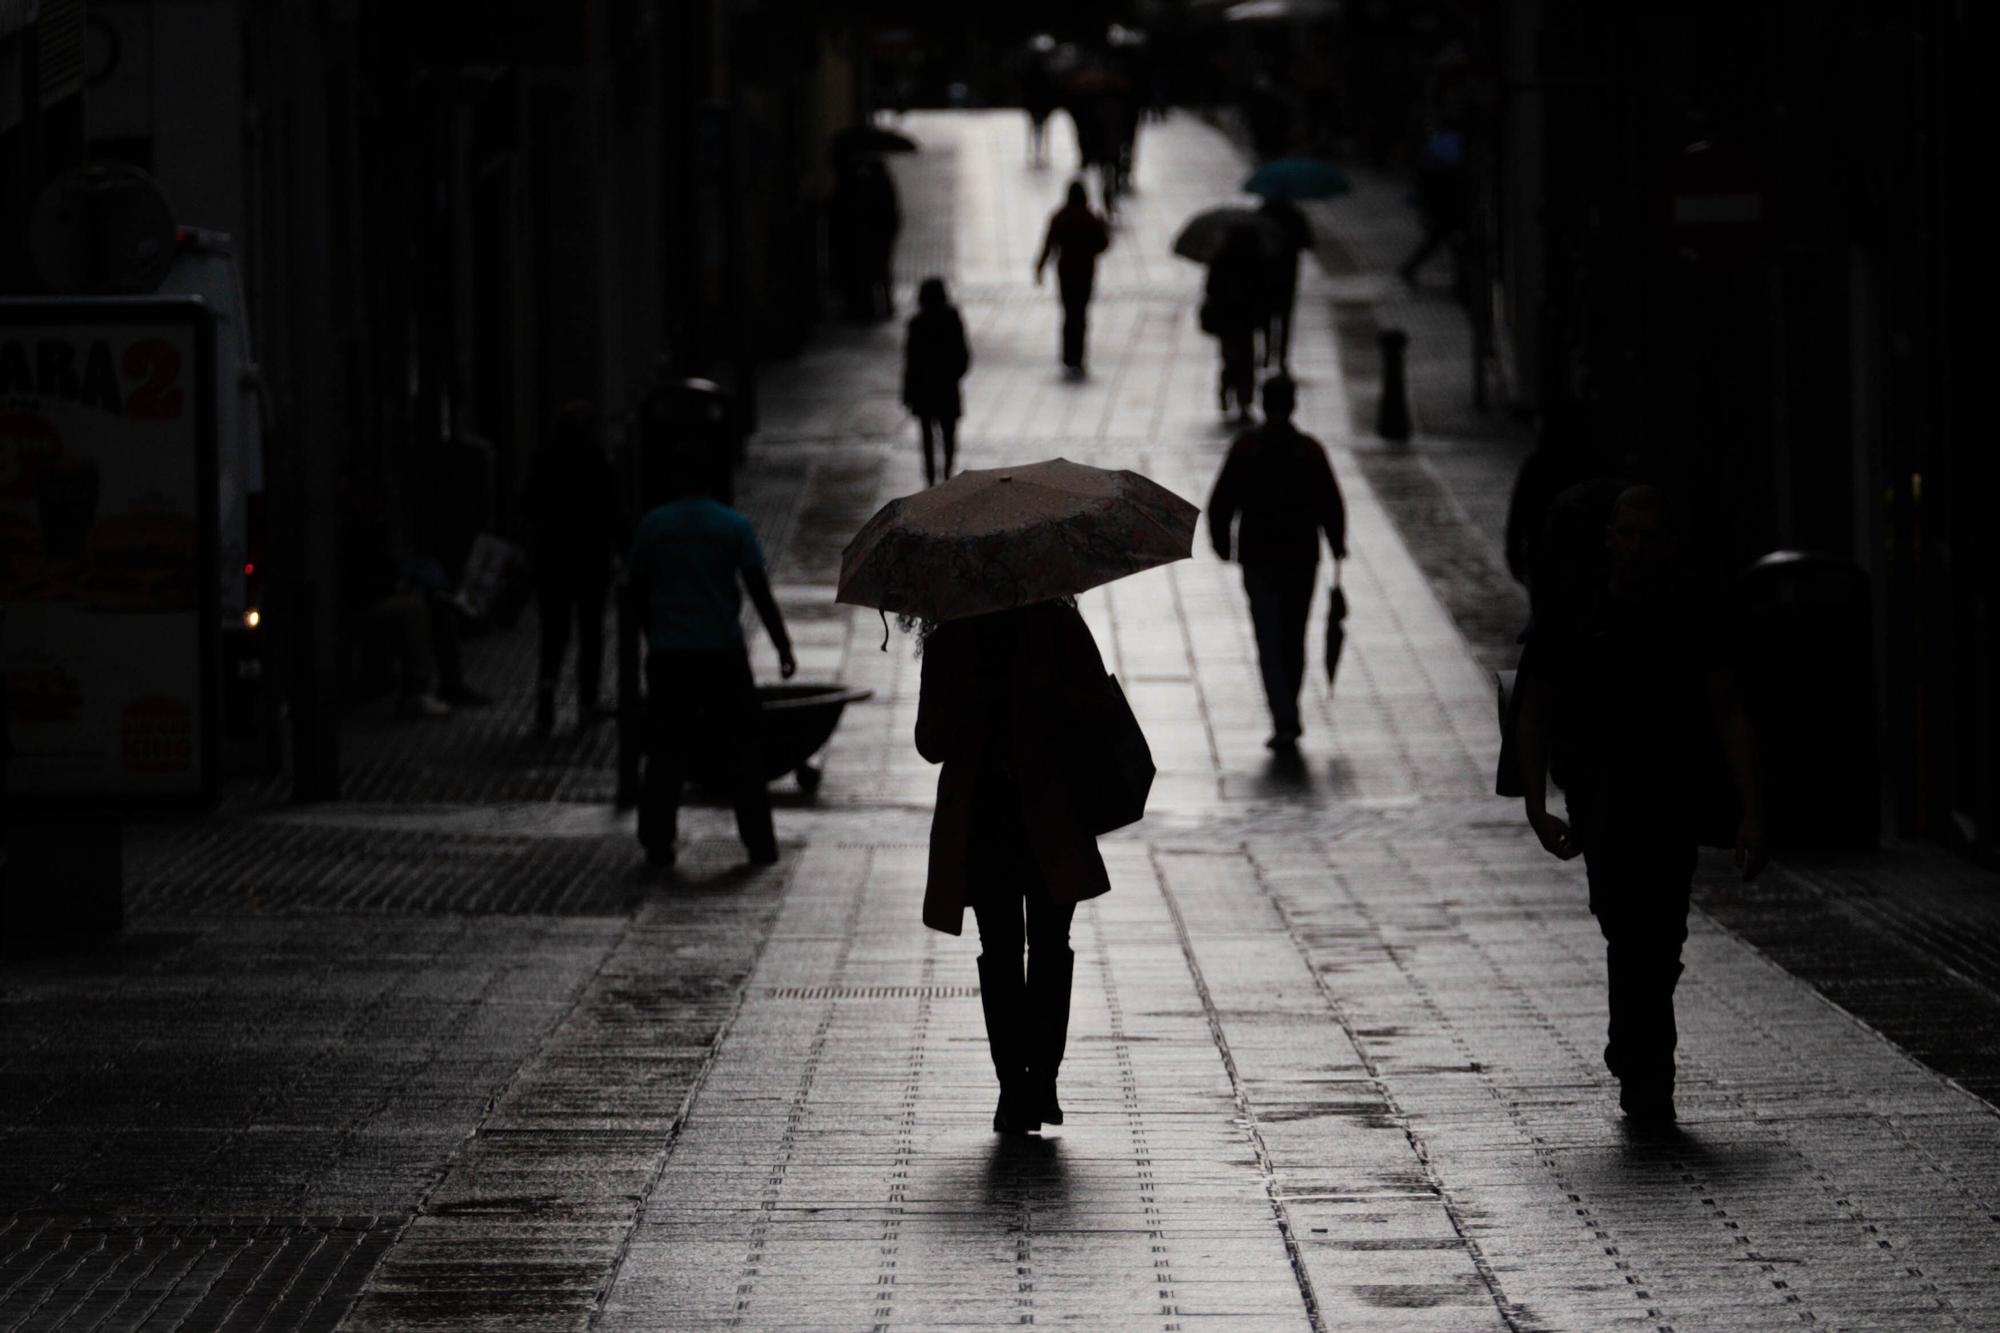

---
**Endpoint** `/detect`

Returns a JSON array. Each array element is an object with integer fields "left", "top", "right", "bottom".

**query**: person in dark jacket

[
  {"left": 1035, "top": 181, "right": 1111, "bottom": 375},
  {"left": 524, "top": 401, "right": 622, "bottom": 736},
  {"left": 1207, "top": 375, "right": 1347, "bottom": 749},
  {"left": 902, "top": 277, "right": 972, "bottom": 486},
  {"left": 1203, "top": 226, "right": 1267, "bottom": 421},
  {"left": 1513, "top": 482, "right": 1766, "bottom": 1124},
  {"left": 1258, "top": 197, "right": 1312, "bottom": 371},
  {"left": 915, "top": 599, "right": 1112, "bottom": 1135}
]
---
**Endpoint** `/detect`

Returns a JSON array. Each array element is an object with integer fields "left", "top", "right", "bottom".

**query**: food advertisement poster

[{"left": 0, "top": 299, "right": 218, "bottom": 804}]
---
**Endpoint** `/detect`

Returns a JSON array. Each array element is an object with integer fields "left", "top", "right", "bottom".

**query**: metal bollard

[{"left": 1376, "top": 327, "right": 1412, "bottom": 443}]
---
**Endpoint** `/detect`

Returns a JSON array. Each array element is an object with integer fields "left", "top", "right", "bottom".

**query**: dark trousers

[
  {"left": 969, "top": 775, "right": 1078, "bottom": 1086},
  {"left": 1583, "top": 834, "right": 1697, "bottom": 1096},
  {"left": 1059, "top": 280, "right": 1092, "bottom": 369},
  {"left": 1219, "top": 328, "right": 1257, "bottom": 411},
  {"left": 639, "top": 646, "right": 776, "bottom": 861},
  {"left": 1263, "top": 291, "right": 1295, "bottom": 369},
  {"left": 918, "top": 416, "right": 957, "bottom": 486},
  {"left": 1244, "top": 564, "right": 1316, "bottom": 738},
  {"left": 537, "top": 574, "right": 607, "bottom": 706}
]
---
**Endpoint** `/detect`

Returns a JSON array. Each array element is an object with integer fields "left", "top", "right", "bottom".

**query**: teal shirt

[{"left": 631, "top": 498, "right": 766, "bottom": 653}]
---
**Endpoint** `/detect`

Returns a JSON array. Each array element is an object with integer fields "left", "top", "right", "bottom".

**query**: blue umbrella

[{"left": 1243, "top": 157, "right": 1351, "bottom": 201}]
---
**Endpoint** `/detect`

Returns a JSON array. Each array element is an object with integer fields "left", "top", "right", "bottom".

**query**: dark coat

[
  {"left": 902, "top": 306, "right": 971, "bottom": 421},
  {"left": 915, "top": 601, "right": 1113, "bottom": 934},
  {"left": 1203, "top": 242, "right": 1267, "bottom": 337},
  {"left": 522, "top": 444, "right": 621, "bottom": 583}
]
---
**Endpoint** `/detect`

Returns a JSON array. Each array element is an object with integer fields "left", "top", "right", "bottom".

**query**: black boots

[
  {"left": 977, "top": 947, "right": 1075, "bottom": 1134},
  {"left": 1025, "top": 946, "right": 1073, "bottom": 1125},
  {"left": 977, "top": 954, "right": 1038, "bottom": 1134}
]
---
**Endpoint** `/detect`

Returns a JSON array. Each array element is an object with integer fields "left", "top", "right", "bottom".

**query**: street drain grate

[{"left": 763, "top": 985, "right": 981, "bottom": 1000}]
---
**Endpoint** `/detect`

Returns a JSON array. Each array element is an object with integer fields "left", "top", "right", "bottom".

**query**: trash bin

[
  {"left": 1733, "top": 551, "right": 1879, "bottom": 852},
  {"left": 638, "top": 376, "right": 741, "bottom": 510}
]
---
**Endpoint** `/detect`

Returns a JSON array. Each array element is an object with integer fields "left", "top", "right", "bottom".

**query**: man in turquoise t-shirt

[{"left": 629, "top": 463, "right": 796, "bottom": 867}]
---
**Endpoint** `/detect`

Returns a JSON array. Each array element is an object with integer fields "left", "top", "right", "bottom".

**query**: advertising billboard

[{"left": 0, "top": 298, "right": 218, "bottom": 805}]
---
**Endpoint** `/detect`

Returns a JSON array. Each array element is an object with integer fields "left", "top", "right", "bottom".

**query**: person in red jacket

[
  {"left": 1207, "top": 375, "right": 1347, "bottom": 750},
  {"left": 1034, "top": 181, "right": 1110, "bottom": 376}
]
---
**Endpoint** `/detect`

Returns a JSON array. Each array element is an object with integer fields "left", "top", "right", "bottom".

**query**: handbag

[{"left": 1075, "top": 673, "right": 1156, "bottom": 836}]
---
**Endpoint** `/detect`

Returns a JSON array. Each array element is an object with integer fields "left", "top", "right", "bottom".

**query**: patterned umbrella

[
  {"left": 837, "top": 458, "right": 1199, "bottom": 623},
  {"left": 1242, "top": 157, "right": 1352, "bottom": 201}
]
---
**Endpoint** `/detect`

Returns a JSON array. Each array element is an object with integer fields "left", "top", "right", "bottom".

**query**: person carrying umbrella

[
  {"left": 1035, "top": 181, "right": 1111, "bottom": 376},
  {"left": 902, "top": 277, "right": 971, "bottom": 486},
  {"left": 1258, "top": 197, "right": 1312, "bottom": 371},
  {"left": 1207, "top": 374, "right": 1347, "bottom": 751},
  {"left": 1201, "top": 226, "right": 1267, "bottom": 420},
  {"left": 839, "top": 459, "right": 1197, "bottom": 1135}
]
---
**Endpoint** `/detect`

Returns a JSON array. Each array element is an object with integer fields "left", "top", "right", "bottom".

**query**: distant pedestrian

[
  {"left": 914, "top": 598, "right": 1113, "bottom": 1135},
  {"left": 902, "top": 277, "right": 972, "bottom": 486},
  {"left": 1201, "top": 226, "right": 1266, "bottom": 419},
  {"left": 856, "top": 158, "right": 902, "bottom": 318},
  {"left": 628, "top": 453, "right": 797, "bottom": 869},
  {"left": 524, "top": 401, "right": 622, "bottom": 736},
  {"left": 1023, "top": 66, "right": 1057, "bottom": 166},
  {"left": 1513, "top": 483, "right": 1766, "bottom": 1124},
  {"left": 835, "top": 157, "right": 901, "bottom": 320},
  {"left": 1035, "top": 181, "right": 1111, "bottom": 376},
  {"left": 1206, "top": 374, "right": 1346, "bottom": 749},
  {"left": 1258, "top": 197, "right": 1312, "bottom": 370},
  {"left": 1398, "top": 126, "right": 1468, "bottom": 288}
]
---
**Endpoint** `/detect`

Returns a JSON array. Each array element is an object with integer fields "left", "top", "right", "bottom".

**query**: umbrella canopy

[
  {"left": 833, "top": 123, "right": 919, "bottom": 156},
  {"left": 1172, "top": 206, "right": 1289, "bottom": 263},
  {"left": 837, "top": 459, "right": 1199, "bottom": 623},
  {"left": 1243, "top": 156, "right": 1352, "bottom": 201}
]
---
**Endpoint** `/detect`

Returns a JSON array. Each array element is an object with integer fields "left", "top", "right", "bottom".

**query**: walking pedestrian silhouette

[
  {"left": 522, "top": 400, "right": 621, "bottom": 736},
  {"left": 1512, "top": 482, "right": 1767, "bottom": 1124},
  {"left": 1035, "top": 181, "right": 1110, "bottom": 377},
  {"left": 1201, "top": 227, "right": 1266, "bottom": 421},
  {"left": 1206, "top": 375, "right": 1347, "bottom": 752},
  {"left": 902, "top": 277, "right": 970, "bottom": 487}
]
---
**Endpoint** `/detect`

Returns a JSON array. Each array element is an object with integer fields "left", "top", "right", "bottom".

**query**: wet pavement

[{"left": 5, "top": 110, "right": 2000, "bottom": 1331}]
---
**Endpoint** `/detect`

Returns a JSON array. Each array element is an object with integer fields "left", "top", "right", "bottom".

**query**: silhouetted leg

[
  {"left": 1024, "top": 893, "right": 1077, "bottom": 1125},
  {"left": 1586, "top": 838, "right": 1695, "bottom": 1117},
  {"left": 720, "top": 648, "right": 777, "bottom": 864},
  {"left": 1276, "top": 299, "right": 1294, "bottom": 369},
  {"left": 919, "top": 417, "right": 938, "bottom": 486},
  {"left": 1399, "top": 223, "right": 1450, "bottom": 282},
  {"left": 939, "top": 419, "right": 957, "bottom": 480},
  {"left": 1060, "top": 299, "right": 1087, "bottom": 370},
  {"left": 638, "top": 655, "right": 684, "bottom": 864},
  {"left": 973, "top": 890, "right": 1037, "bottom": 1133},
  {"left": 535, "top": 581, "right": 570, "bottom": 732},
  {"left": 575, "top": 575, "right": 607, "bottom": 714},
  {"left": 1245, "top": 567, "right": 1310, "bottom": 740},
  {"left": 1277, "top": 568, "right": 1313, "bottom": 724}
]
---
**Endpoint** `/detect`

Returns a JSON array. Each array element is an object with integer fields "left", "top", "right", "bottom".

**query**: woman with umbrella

[
  {"left": 839, "top": 460, "right": 1197, "bottom": 1134},
  {"left": 1202, "top": 226, "right": 1267, "bottom": 421}
]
